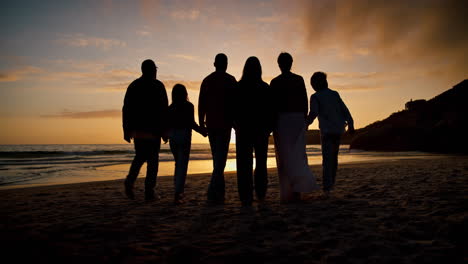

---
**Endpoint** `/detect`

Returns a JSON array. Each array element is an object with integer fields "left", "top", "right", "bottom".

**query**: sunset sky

[{"left": 1, "top": 0, "right": 467, "bottom": 144}]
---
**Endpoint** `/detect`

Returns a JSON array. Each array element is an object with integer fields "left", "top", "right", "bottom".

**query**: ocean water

[{"left": 0, "top": 144, "right": 440, "bottom": 189}]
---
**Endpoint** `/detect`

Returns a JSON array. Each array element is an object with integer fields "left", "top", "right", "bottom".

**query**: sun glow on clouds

[
  {"left": 170, "top": 9, "right": 200, "bottom": 20},
  {"left": 41, "top": 110, "right": 121, "bottom": 119},
  {"left": 300, "top": 0, "right": 468, "bottom": 75},
  {"left": 169, "top": 54, "right": 200, "bottom": 62},
  {"left": 58, "top": 33, "right": 127, "bottom": 50},
  {"left": 136, "top": 30, "right": 152, "bottom": 37},
  {"left": 0, "top": 66, "right": 43, "bottom": 82},
  {"left": 0, "top": 0, "right": 467, "bottom": 144}
]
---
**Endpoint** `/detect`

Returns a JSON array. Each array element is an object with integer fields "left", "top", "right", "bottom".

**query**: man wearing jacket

[
  {"left": 198, "top": 53, "right": 237, "bottom": 204},
  {"left": 123, "top": 59, "right": 168, "bottom": 201}
]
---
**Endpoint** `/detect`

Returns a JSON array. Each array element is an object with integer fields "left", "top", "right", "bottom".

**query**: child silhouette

[{"left": 167, "top": 84, "right": 207, "bottom": 204}]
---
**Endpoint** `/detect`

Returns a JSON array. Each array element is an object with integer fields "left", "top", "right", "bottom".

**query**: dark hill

[{"left": 350, "top": 80, "right": 468, "bottom": 153}]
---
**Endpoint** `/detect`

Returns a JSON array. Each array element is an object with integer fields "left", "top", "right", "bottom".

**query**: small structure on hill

[{"left": 405, "top": 99, "right": 426, "bottom": 111}]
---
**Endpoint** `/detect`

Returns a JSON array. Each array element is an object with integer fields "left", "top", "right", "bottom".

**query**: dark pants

[
  {"left": 320, "top": 133, "right": 341, "bottom": 191},
  {"left": 235, "top": 129, "right": 269, "bottom": 203},
  {"left": 126, "top": 137, "right": 161, "bottom": 194},
  {"left": 207, "top": 127, "right": 231, "bottom": 201},
  {"left": 169, "top": 128, "right": 192, "bottom": 194}
]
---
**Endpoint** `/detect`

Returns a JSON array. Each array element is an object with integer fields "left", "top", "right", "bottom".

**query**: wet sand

[{"left": 1, "top": 157, "right": 467, "bottom": 263}]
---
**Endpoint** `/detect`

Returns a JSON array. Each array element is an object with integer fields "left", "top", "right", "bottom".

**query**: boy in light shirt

[{"left": 307, "top": 72, "right": 354, "bottom": 197}]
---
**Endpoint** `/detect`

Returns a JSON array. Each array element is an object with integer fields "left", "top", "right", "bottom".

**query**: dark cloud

[
  {"left": 301, "top": 0, "right": 468, "bottom": 73},
  {"left": 42, "top": 110, "right": 120, "bottom": 119}
]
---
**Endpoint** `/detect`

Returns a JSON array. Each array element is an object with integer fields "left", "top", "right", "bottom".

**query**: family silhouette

[{"left": 122, "top": 53, "right": 354, "bottom": 205}]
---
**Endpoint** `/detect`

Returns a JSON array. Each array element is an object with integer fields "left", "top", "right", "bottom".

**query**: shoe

[
  {"left": 124, "top": 179, "right": 135, "bottom": 200},
  {"left": 256, "top": 196, "right": 266, "bottom": 204},
  {"left": 206, "top": 198, "right": 224, "bottom": 206},
  {"left": 320, "top": 190, "right": 331, "bottom": 200},
  {"left": 241, "top": 201, "right": 252, "bottom": 207},
  {"left": 292, "top": 192, "right": 302, "bottom": 201},
  {"left": 145, "top": 190, "right": 156, "bottom": 201},
  {"left": 174, "top": 193, "right": 185, "bottom": 205}
]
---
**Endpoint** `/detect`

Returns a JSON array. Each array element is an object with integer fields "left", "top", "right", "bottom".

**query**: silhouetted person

[
  {"left": 198, "top": 53, "right": 237, "bottom": 204},
  {"left": 270, "top": 52, "right": 318, "bottom": 203},
  {"left": 307, "top": 72, "right": 354, "bottom": 198},
  {"left": 167, "top": 84, "right": 207, "bottom": 205},
  {"left": 122, "top": 59, "right": 168, "bottom": 201},
  {"left": 233, "top": 56, "right": 274, "bottom": 207}
]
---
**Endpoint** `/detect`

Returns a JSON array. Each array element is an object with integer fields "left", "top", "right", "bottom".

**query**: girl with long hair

[
  {"left": 233, "top": 57, "right": 274, "bottom": 206},
  {"left": 167, "top": 84, "right": 207, "bottom": 204}
]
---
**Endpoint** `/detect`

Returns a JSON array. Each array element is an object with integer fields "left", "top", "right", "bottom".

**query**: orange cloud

[
  {"left": 332, "top": 84, "right": 384, "bottom": 91},
  {"left": 32, "top": 60, "right": 139, "bottom": 92},
  {"left": 161, "top": 80, "right": 202, "bottom": 92},
  {"left": 139, "top": 0, "right": 162, "bottom": 28},
  {"left": 136, "top": 30, "right": 152, "bottom": 36},
  {"left": 101, "top": 79, "right": 202, "bottom": 93},
  {"left": 300, "top": 0, "right": 468, "bottom": 74},
  {"left": 0, "top": 66, "right": 43, "bottom": 82},
  {"left": 311, "top": 71, "right": 414, "bottom": 92},
  {"left": 170, "top": 9, "right": 200, "bottom": 20},
  {"left": 169, "top": 54, "right": 200, "bottom": 62},
  {"left": 328, "top": 72, "right": 380, "bottom": 79},
  {"left": 42, "top": 109, "right": 120, "bottom": 119},
  {"left": 58, "top": 33, "right": 127, "bottom": 50},
  {"left": 256, "top": 15, "right": 281, "bottom": 23}
]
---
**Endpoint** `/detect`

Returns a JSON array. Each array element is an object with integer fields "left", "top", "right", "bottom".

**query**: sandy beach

[{"left": 1, "top": 156, "right": 467, "bottom": 263}]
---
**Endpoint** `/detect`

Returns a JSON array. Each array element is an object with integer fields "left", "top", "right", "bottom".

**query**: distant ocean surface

[{"left": 0, "top": 144, "right": 442, "bottom": 189}]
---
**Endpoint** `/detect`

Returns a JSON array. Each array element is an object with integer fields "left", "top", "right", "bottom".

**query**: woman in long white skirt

[
  {"left": 274, "top": 113, "right": 319, "bottom": 202},
  {"left": 270, "top": 52, "right": 319, "bottom": 202}
]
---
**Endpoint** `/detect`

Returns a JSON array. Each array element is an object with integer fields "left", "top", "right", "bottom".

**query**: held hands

[
  {"left": 232, "top": 121, "right": 239, "bottom": 131},
  {"left": 162, "top": 130, "right": 169, "bottom": 144},
  {"left": 198, "top": 121, "right": 208, "bottom": 137},
  {"left": 199, "top": 126, "right": 208, "bottom": 137},
  {"left": 305, "top": 115, "right": 314, "bottom": 127},
  {"left": 124, "top": 131, "right": 132, "bottom": 143}
]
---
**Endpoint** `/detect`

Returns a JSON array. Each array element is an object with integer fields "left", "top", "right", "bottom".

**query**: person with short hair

[
  {"left": 270, "top": 52, "right": 319, "bottom": 203},
  {"left": 307, "top": 71, "right": 354, "bottom": 198},
  {"left": 122, "top": 59, "right": 168, "bottom": 201},
  {"left": 198, "top": 53, "right": 237, "bottom": 204}
]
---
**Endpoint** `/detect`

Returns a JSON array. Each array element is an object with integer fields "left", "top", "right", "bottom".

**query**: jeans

[
  {"left": 206, "top": 127, "right": 231, "bottom": 201},
  {"left": 126, "top": 137, "right": 161, "bottom": 194},
  {"left": 169, "top": 128, "right": 192, "bottom": 194},
  {"left": 321, "top": 133, "right": 341, "bottom": 191},
  {"left": 235, "top": 129, "right": 269, "bottom": 203}
]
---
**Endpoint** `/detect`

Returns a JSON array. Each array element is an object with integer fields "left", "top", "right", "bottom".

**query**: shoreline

[
  {"left": 1, "top": 156, "right": 467, "bottom": 262},
  {"left": 0, "top": 154, "right": 451, "bottom": 191}
]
